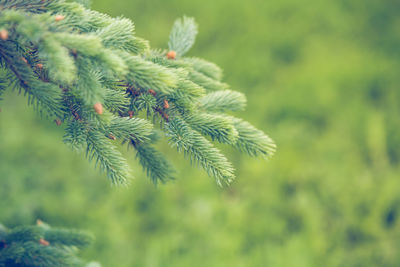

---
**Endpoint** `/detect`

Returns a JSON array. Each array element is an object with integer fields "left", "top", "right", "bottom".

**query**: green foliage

[
  {"left": 0, "top": 0, "right": 275, "bottom": 186},
  {"left": 183, "top": 113, "right": 239, "bottom": 144},
  {"left": 3, "top": 0, "right": 399, "bottom": 266},
  {"left": 166, "top": 116, "right": 235, "bottom": 185},
  {"left": 231, "top": 117, "right": 276, "bottom": 158},
  {"left": 0, "top": 223, "right": 95, "bottom": 267},
  {"left": 85, "top": 130, "right": 130, "bottom": 185},
  {"left": 199, "top": 90, "right": 246, "bottom": 112},
  {"left": 134, "top": 143, "right": 176, "bottom": 184},
  {"left": 168, "top": 16, "right": 198, "bottom": 57}
]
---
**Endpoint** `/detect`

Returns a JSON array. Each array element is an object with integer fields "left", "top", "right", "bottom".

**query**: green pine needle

[{"left": 0, "top": 1, "right": 275, "bottom": 186}]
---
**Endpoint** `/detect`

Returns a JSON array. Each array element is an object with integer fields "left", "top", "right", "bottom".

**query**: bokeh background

[{"left": 1, "top": 0, "right": 400, "bottom": 266}]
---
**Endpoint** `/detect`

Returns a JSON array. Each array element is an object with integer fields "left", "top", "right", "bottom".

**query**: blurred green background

[{"left": 1, "top": 0, "right": 400, "bottom": 266}]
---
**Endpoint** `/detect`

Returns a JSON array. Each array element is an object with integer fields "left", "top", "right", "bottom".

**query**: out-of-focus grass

[{"left": 1, "top": 0, "right": 400, "bottom": 266}]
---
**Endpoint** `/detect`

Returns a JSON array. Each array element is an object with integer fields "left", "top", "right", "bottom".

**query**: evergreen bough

[
  {"left": 0, "top": 222, "right": 96, "bottom": 267},
  {"left": 0, "top": 0, "right": 275, "bottom": 186}
]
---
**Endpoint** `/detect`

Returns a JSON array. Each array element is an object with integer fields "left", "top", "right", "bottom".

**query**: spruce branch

[
  {"left": 231, "top": 117, "right": 276, "bottom": 159},
  {"left": 166, "top": 117, "right": 235, "bottom": 185},
  {"left": 44, "top": 229, "right": 93, "bottom": 249},
  {"left": 168, "top": 16, "right": 198, "bottom": 57},
  {"left": 189, "top": 70, "right": 229, "bottom": 91},
  {"left": 132, "top": 142, "right": 176, "bottom": 185},
  {"left": 0, "top": 222, "right": 95, "bottom": 267},
  {"left": 199, "top": 90, "right": 247, "bottom": 112},
  {"left": 105, "top": 116, "right": 153, "bottom": 143},
  {"left": 63, "top": 120, "right": 87, "bottom": 151},
  {"left": 0, "top": 1, "right": 275, "bottom": 186},
  {"left": 86, "top": 130, "right": 131, "bottom": 185},
  {"left": 0, "top": 0, "right": 53, "bottom": 14},
  {"left": 184, "top": 57, "right": 223, "bottom": 81},
  {"left": 95, "top": 17, "right": 149, "bottom": 54},
  {"left": 123, "top": 52, "right": 178, "bottom": 94},
  {"left": 183, "top": 113, "right": 239, "bottom": 144}
]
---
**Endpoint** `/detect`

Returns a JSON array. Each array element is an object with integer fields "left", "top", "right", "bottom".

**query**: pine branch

[
  {"left": 0, "top": 1, "right": 275, "bottom": 185},
  {"left": 189, "top": 70, "right": 229, "bottom": 91},
  {"left": 39, "top": 36, "right": 77, "bottom": 84},
  {"left": 132, "top": 142, "right": 176, "bottom": 185},
  {"left": 168, "top": 16, "right": 198, "bottom": 56},
  {"left": 44, "top": 229, "right": 93, "bottom": 249},
  {"left": 199, "top": 90, "right": 247, "bottom": 112},
  {"left": 96, "top": 17, "right": 149, "bottom": 54},
  {"left": 75, "top": 57, "right": 105, "bottom": 105},
  {"left": 0, "top": 0, "right": 53, "bottom": 13},
  {"left": 183, "top": 113, "right": 239, "bottom": 144},
  {"left": 103, "top": 87, "right": 130, "bottom": 113},
  {"left": 0, "top": 40, "right": 63, "bottom": 118},
  {"left": 231, "top": 117, "right": 276, "bottom": 159},
  {"left": 123, "top": 52, "right": 178, "bottom": 94},
  {"left": 105, "top": 116, "right": 153, "bottom": 143},
  {"left": 0, "top": 223, "right": 95, "bottom": 267},
  {"left": 86, "top": 130, "right": 131, "bottom": 185},
  {"left": 184, "top": 57, "right": 223, "bottom": 81},
  {"left": 166, "top": 116, "right": 235, "bottom": 185},
  {"left": 63, "top": 120, "right": 87, "bottom": 151}
]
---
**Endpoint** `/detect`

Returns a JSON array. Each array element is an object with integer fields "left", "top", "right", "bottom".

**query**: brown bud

[
  {"left": 166, "top": 50, "right": 176, "bottom": 60},
  {"left": 0, "top": 29, "right": 8, "bottom": 40},
  {"left": 36, "top": 219, "right": 43, "bottom": 226},
  {"left": 36, "top": 63, "right": 43, "bottom": 69},
  {"left": 39, "top": 238, "right": 50, "bottom": 246},
  {"left": 128, "top": 111, "right": 134, "bottom": 118},
  {"left": 55, "top": 15, "right": 65, "bottom": 22},
  {"left": 108, "top": 134, "right": 116, "bottom": 140},
  {"left": 21, "top": 57, "right": 28, "bottom": 64},
  {"left": 55, "top": 119, "right": 62, "bottom": 126},
  {"left": 148, "top": 89, "right": 156, "bottom": 96},
  {"left": 73, "top": 112, "right": 80, "bottom": 120},
  {"left": 93, "top": 102, "right": 103, "bottom": 115},
  {"left": 163, "top": 99, "right": 169, "bottom": 109}
]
